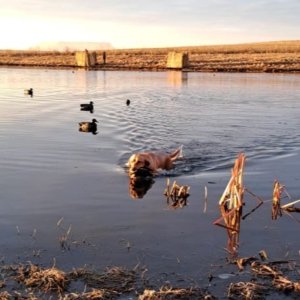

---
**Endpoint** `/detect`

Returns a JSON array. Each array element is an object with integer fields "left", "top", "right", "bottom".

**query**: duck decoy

[
  {"left": 24, "top": 88, "right": 33, "bottom": 97},
  {"left": 126, "top": 99, "right": 130, "bottom": 106},
  {"left": 78, "top": 118, "right": 98, "bottom": 134},
  {"left": 80, "top": 101, "right": 94, "bottom": 112}
]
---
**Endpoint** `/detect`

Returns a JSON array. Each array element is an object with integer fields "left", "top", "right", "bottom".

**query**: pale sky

[{"left": 1, "top": 0, "right": 299, "bottom": 50}]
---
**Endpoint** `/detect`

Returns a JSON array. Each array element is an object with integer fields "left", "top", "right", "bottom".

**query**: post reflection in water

[{"left": 167, "top": 71, "right": 188, "bottom": 87}]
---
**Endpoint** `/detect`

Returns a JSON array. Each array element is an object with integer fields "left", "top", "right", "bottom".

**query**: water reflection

[
  {"left": 167, "top": 71, "right": 188, "bottom": 87},
  {"left": 166, "top": 197, "right": 188, "bottom": 210},
  {"left": 80, "top": 101, "right": 94, "bottom": 113},
  {"left": 78, "top": 119, "right": 98, "bottom": 135},
  {"left": 129, "top": 176, "right": 154, "bottom": 199}
]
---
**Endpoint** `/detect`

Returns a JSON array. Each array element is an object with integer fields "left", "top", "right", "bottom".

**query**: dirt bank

[{"left": 1, "top": 40, "right": 300, "bottom": 72}]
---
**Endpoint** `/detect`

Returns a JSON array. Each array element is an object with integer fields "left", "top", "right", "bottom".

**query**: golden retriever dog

[{"left": 127, "top": 146, "right": 182, "bottom": 178}]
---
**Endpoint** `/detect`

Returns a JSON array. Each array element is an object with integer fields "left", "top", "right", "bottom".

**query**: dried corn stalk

[
  {"left": 213, "top": 153, "right": 265, "bottom": 255},
  {"left": 213, "top": 153, "right": 245, "bottom": 255},
  {"left": 272, "top": 180, "right": 300, "bottom": 219},
  {"left": 164, "top": 178, "right": 190, "bottom": 209},
  {"left": 227, "top": 281, "right": 268, "bottom": 299},
  {"left": 251, "top": 261, "right": 300, "bottom": 293},
  {"left": 272, "top": 180, "right": 284, "bottom": 220}
]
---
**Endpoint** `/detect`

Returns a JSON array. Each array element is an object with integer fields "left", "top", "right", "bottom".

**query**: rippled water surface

[
  {"left": 1, "top": 68, "right": 300, "bottom": 290},
  {"left": 1, "top": 69, "right": 300, "bottom": 175}
]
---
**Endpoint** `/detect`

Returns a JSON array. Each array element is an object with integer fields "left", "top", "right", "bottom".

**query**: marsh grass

[
  {"left": 138, "top": 287, "right": 215, "bottom": 299},
  {"left": 0, "top": 262, "right": 216, "bottom": 299},
  {"left": 0, "top": 258, "right": 299, "bottom": 299},
  {"left": 1, "top": 40, "right": 300, "bottom": 72}
]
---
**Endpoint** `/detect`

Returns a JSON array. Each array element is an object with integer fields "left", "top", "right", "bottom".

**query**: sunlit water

[{"left": 0, "top": 68, "right": 300, "bottom": 292}]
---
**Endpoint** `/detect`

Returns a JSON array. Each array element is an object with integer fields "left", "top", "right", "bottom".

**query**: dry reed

[
  {"left": 164, "top": 178, "right": 190, "bottom": 209},
  {"left": 227, "top": 281, "right": 268, "bottom": 300},
  {"left": 272, "top": 180, "right": 300, "bottom": 219},
  {"left": 138, "top": 286, "right": 215, "bottom": 300},
  {"left": 214, "top": 153, "right": 246, "bottom": 255},
  {"left": 16, "top": 263, "right": 67, "bottom": 293}
]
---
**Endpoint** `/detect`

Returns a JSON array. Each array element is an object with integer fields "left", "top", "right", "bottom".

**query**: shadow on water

[{"left": 80, "top": 101, "right": 94, "bottom": 113}]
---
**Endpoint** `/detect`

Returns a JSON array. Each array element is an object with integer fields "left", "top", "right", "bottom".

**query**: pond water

[{"left": 0, "top": 68, "right": 300, "bottom": 294}]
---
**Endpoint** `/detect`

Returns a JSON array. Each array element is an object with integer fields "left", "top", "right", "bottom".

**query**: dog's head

[{"left": 127, "top": 153, "right": 151, "bottom": 177}]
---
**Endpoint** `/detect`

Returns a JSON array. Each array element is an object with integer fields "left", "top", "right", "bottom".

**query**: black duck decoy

[
  {"left": 24, "top": 88, "right": 33, "bottom": 97},
  {"left": 78, "top": 118, "right": 98, "bottom": 134},
  {"left": 80, "top": 101, "right": 94, "bottom": 112}
]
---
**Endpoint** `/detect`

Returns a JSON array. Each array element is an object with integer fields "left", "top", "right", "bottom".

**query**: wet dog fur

[{"left": 127, "top": 146, "right": 182, "bottom": 178}]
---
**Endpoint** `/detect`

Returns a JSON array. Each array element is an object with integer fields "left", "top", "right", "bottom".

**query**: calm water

[{"left": 0, "top": 68, "right": 300, "bottom": 292}]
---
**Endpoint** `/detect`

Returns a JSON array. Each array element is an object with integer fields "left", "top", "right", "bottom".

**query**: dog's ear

[{"left": 144, "top": 160, "right": 150, "bottom": 167}]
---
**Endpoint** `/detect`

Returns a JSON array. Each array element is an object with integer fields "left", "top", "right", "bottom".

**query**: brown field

[{"left": 1, "top": 40, "right": 300, "bottom": 72}]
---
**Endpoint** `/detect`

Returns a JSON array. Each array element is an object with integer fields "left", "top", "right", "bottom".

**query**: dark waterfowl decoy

[
  {"left": 24, "top": 88, "right": 33, "bottom": 97},
  {"left": 80, "top": 101, "right": 94, "bottom": 112},
  {"left": 78, "top": 118, "right": 98, "bottom": 134},
  {"left": 126, "top": 99, "right": 130, "bottom": 106}
]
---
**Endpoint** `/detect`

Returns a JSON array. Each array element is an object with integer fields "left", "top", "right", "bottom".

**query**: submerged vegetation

[{"left": 0, "top": 40, "right": 300, "bottom": 72}]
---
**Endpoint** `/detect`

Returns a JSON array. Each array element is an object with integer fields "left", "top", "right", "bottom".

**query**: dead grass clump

[
  {"left": 271, "top": 180, "right": 300, "bottom": 223},
  {"left": 251, "top": 261, "right": 281, "bottom": 277},
  {"left": 164, "top": 178, "right": 190, "bottom": 209},
  {"left": 63, "top": 288, "right": 109, "bottom": 299},
  {"left": 273, "top": 275, "right": 300, "bottom": 293},
  {"left": 16, "top": 263, "right": 67, "bottom": 293},
  {"left": 69, "top": 266, "right": 136, "bottom": 295},
  {"left": 138, "top": 286, "right": 215, "bottom": 300},
  {"left": 0, "top": 291, "right": 11, "bottom": 300},
  {"left": 234, "top": 257, "right": 258, "bottom": 271},
  {"left": 227, "top": 281, "right": 268, "bottom": 299},
  {"left": 251, "top": 262, "right": 300, "bottom": 294}
]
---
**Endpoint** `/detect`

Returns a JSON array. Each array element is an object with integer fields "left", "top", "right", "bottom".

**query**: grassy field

[{"left": 1, "top": 40, "right": 300, "bottom": 72}]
